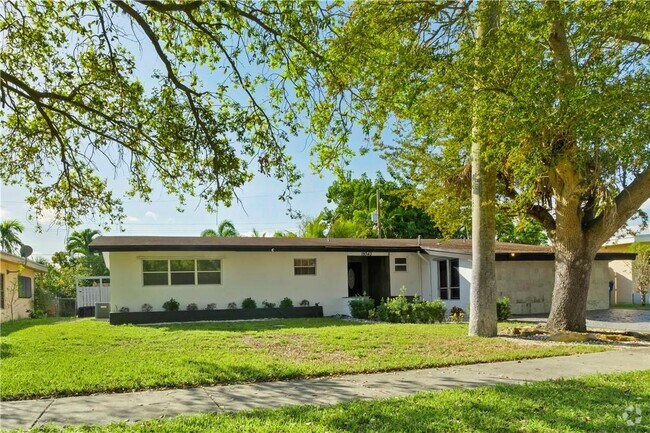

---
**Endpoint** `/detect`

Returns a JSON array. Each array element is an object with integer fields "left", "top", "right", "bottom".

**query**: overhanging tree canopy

[
  {"left": 1, "top": 0, "right": 336, "bottom": 227},
  {"left": 308, "top": 0, "right": 650, "bottom": 331}
]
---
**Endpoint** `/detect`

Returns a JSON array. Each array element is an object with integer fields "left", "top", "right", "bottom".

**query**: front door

[{"left": 347, "top": 262, "right": 363, "bottom": 297}]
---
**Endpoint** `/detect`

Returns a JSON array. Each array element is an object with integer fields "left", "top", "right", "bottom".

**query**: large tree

[
  {"left": 322, "top": 172, "right": 444, "bottom": 239},
  {"left": 0, "top": 0, "right": 333, "bottom": 228},
  {"left": 308, "top": 0, "right": 650, "bottom": 331}
]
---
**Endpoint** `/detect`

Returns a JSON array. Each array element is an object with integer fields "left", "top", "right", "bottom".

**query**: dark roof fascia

[
  {"left": 90, "top": 244, "right": 422, "bottom": 253},
  {"left": 495, "top": 252, "right": 555, "bottom": 261},
  {"left": 496, "top": 252, "right": 637, "bottom": 261}
]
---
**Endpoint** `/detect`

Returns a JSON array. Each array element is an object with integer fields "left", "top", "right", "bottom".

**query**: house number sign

[{"left": 361, "top": 251, "right": 373, "bottom": 256}]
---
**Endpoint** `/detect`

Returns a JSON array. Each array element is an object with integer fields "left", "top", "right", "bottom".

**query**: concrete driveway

[{"left": 514, "top": 308, "right": 650, "bottom": 332}]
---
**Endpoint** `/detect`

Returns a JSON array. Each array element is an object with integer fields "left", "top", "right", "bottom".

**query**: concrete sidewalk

[{"left": 2, "top": 348, "right": 649, "bottom": 430}]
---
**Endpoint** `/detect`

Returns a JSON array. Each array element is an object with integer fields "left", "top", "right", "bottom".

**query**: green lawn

[
  {"left": 1, "top": 317, "right": 605, "bottom": 401},
  {"left": 23, "top": 370, "right": 650, "bottom": 432}
]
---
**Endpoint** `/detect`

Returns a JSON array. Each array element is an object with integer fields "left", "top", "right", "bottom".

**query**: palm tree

[
  {"left": 251, "top": 228, "right": 266, "bottom": 237},
  {"left": 66, "top": 229, "right": 101, "bottom": 257},
  {"left": 200, "top": 229, "right": 218, "bottom": 237},
  {"left": 201, "top": 220, "right": 238, "bottom": 237},
  {"left": 0, "top": 219, "right": 24, "bottom": 254},
  {"left": 300, "top": 216, "right": 326, "bottom": 238},
  {"left": 217, "top": 220, "right": 238, "bottom": 237}
]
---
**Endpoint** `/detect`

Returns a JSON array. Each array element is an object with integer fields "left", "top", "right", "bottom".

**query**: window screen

[
  {"left": 394, "top": 257, "right": 407, "bottom": 272},
  {"left": 294, "top": 258, "right": 316, "bottom": 275}
]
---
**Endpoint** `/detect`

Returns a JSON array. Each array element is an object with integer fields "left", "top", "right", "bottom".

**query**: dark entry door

[
  {"left": 368, "top": 256, "right": 390, "bottom": 304},
  {"left": 347, "top": 262, "right": 363, "bottom": 297}
]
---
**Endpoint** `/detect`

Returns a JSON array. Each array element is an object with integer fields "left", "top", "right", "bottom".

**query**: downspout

[{"left": 417, "top": 251, "right": 429, "bottom": 300}]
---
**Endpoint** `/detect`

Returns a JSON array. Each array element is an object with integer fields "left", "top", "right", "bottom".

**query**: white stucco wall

[
  {"left": 389, "top": 253, "right": 430, "bottom": 298},
  {"left": 608, "top": 260, "right": 635, "bottom": 305},
  {"left": 109, "top": 251, "right": 351, "bottom": 316},
  {"left": 495, "top": 260, "right": 612, "bottom": 314}
]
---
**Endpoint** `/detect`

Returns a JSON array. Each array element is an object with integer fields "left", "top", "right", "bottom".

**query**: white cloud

[
  {"left": 145, "top": 211, "right": 159, "bottom": 221},
  {"left": 35, "top": 208, "right": 58, "bottom": 224},
  {"left": 124, "top": 216, "right": 140, "bottom": 223},
  {"left": 0, "top": 207, "right": 12, "bottom": 219}
]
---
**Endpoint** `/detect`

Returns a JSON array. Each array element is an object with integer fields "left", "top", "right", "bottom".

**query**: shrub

[
  {"left": 262, "top": 300, "right": 276, "bottom": 308},
  {"left": 375, "top": 294, "right": 409, "bottom": 323},
  {"left": 279, "top": 297, "right": 293, "bottom": 308},
  {"left": 206, "top": 303, "right": 217, "bottom": 310},
  {"left": 227, "top": 302, "right": 237, "bottom": 309},
  {"left": 186, "top": 303, "right": 198, "bottom": 311},
  {"left": 141, "top": 303, "right": 153, "bottom": 313},
  {"left": 348, "top": 296, "right": 375, "bottom": 319},
  {"left": 448, "top": 306, "right": 465, "bottom": 323},
  {"left": 414, "top": 299, "right": 446, "bottom": 323},
  {"left": 375, "top": 290, "right": 446, "bottom": 324},
  {"left": 299, "top": 299, "right": 310, "bottom": 307},
  {"left": 241, "top": 297, "right": 257, "bottom": 309},
  {"left": 119, "top": 306, "right": 130, "bottom": 313},
  {"left": 497, "top": 297, "right": 511, "bottom": 321},
  {"left": 162, "top": 298, "right": 180, "bottom": 312},
  {"left": 28, "top": 309, "right": 46, "bottom": 319}
]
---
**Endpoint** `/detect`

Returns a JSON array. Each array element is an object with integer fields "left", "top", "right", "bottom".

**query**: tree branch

[
  {"left": 136, "top": 0, "right": 202, "bottom": 13},
  {"left": 587, "top": 167, "right": 650, "bottom": 246},
  {"left": 606, "top": 33, "right": 650, "bottom": 46}
]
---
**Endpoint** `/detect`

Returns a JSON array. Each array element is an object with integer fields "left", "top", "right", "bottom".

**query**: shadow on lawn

[
  {"left": 0, "top": 317, "right": 76, "bottom": 337},
  {"left": 147, "top": 317, "right": 364, "bottom": 333}
]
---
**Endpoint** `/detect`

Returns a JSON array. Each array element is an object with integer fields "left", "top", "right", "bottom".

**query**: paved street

[{"left": 514, "top": 308, "right": 650, "bottom": 332}]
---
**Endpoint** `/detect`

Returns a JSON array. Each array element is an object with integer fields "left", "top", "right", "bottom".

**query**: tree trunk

[
  {"left": 547, "top": 241, "right": 598, "bottom": 331},
  {"left": 468, "top": 0, "right": 500, "bottom": 337}
]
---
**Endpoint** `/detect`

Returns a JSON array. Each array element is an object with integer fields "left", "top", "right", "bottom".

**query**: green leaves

[
  {"left": 0, "top": 0, "right": 337, "bottom": 228},
  {"left": 309, "top": 1, "right": 650, "bottom": 243}
]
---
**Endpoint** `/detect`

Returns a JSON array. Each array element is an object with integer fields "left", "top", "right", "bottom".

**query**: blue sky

[
  {"left": 0, "top": 137, "right": 386, "bottom": 259},
  {"left": 1, "top": 9, "right": 648, "bottom": 261},
  {"left": 0, "top": 14, "right": 388, "bottom": 259}
]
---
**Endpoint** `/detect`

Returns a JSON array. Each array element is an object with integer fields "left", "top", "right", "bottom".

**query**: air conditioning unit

[{"left": 95, "top": 302, "right": 111, "bottom": 319}]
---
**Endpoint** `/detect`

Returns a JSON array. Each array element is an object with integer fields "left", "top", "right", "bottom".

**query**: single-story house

[
  {"left": 600, "top": 233, "right": 649, "bottom": 305},
  {"left": 1, "top": 251, "right": 48, "bottom": 322},
  {"left": 89, "top": 236, "right": 635, "bottom": 316}
]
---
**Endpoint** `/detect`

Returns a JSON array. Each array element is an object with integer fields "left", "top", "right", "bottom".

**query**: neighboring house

[
  {"left": 601, "top": 233, "right": 650, "bottom": 305},
  {"left": 0, "top": 251, "right": 48, "bottom": 322},
  {"left": 89, "top": 237, "right": 634, "bottom": 316}
]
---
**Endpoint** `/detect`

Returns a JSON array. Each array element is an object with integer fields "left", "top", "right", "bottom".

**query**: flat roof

[
  {"left": 88, "top": 236, "right": 634, "bottom": 260},
  {"left": 0, "top": 251, "right": 49, "bottom": 272}
]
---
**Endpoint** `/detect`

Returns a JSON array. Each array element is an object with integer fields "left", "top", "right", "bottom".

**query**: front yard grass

[
  {"left": 24, "top": 370, "right": 650, "bottom": 432},
  {"left": 1, "top": 317, "right": 605, "bottom": 401},
  {"left": 611, "top": 303, "right": 650, "bottom": 310}
]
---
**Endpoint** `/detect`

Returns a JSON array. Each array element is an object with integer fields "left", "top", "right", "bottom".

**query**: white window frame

[
  {"left": 394, "top": 257, "right": 407, "bottom": 272},
  {"left": 142, "top": 259, "right": 222, "bottom": 286},
  {"left": 294, "top": 258, "right": 317, "bottom": 276},
  {"left": 438, "top": 259, "right": 460, "bottom": 300}
]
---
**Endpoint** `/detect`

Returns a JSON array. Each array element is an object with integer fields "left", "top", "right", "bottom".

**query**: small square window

[
  {"left": 394, "top": 257, "right": 407, "bottom": 272},
  {"left": 294, "top": 258, "right": 316, "bottom": 275}
]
